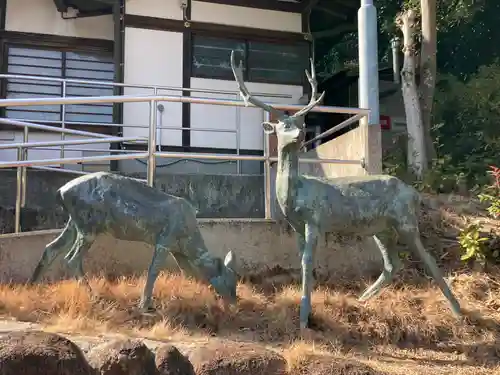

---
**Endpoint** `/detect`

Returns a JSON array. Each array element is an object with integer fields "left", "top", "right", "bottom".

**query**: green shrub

[{"left": 458, "top": 166, "right": 500, "bottom": 267}]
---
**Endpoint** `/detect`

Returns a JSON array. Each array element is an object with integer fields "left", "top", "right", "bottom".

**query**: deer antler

[
  {"left": 292, "top": 58, "right": 325, "bottom": 118},
  {"left": 230, "top": 50, "right": 282, "bottom": 117}
]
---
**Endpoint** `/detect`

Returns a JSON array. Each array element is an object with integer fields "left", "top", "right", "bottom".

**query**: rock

[
  {"left": 293, "top": 356, "right": 382, "bottom": 375},
  {"left": 86, "top": 338, "right": 157, "bottom": 375},
  {"left": 186, "top": 339, "right": 287, "bottom": 375},
  {"left": 0, "top": 330, "right": 92, "bottom": 375},
  {"left": 155, "top": 345, "right": 195, "bottom": 375}
]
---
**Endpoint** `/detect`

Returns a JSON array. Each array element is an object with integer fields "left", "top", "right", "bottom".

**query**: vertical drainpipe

[
  {"left": 111, "top": 0, "right": 124, "bottom": 172},
  {"left": 391, "top": 37, "right": 401, "bottom": 84},
  {"left": 358, "top": 0, "right": 379, "bottom": 125},
  {"left": 358, "top": 0, "right": 381, "bottom": 174}
]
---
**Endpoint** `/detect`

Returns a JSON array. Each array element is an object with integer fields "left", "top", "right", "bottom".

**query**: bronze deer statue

[
  {"left": 230, "top": 50, "right": 462, "bottom": 330},
  {"left": 29, "top": 172, "right": 238, "bottom": 311}
]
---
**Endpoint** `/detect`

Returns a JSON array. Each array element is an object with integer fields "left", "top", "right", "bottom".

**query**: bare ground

[{"left": 0, "top": 194, "right": 499, "bottom": 374}]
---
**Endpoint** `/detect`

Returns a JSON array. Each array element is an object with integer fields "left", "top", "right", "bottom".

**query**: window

[
  {"left": 192, "top": 36, "right": 246, "bottom": 80},
  {"left": 5, "top": 45, "right": 115, "bottom": 124},
  {"left": 192, "top": 35, "right": 309, "bottom": 85}
]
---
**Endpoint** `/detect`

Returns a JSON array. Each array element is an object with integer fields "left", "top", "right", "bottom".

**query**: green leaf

[{"left": 460, "top": 246, "right": 477, "bottom": 261}]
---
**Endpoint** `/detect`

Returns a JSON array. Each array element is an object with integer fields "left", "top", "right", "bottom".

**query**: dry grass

[
  {"left": 0, "top": 270, "right": 500, "bottom": 374},
  {"left": 1, "top": 193, "right": 499, "bottom": 373}
]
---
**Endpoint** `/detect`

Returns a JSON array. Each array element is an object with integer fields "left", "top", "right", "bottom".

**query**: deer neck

[{"left": 275, "top": 144, "right": 299, "bottom": 212}]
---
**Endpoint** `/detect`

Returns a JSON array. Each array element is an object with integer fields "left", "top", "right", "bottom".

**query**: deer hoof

[
  {"left": 139, "top": 305, "right": 156, "bottom": 314},
  {"left": 300, "top": 327, "right": 316, "bottom": 341}
]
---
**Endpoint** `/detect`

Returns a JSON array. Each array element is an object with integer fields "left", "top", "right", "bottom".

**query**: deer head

[{"left": 230, "top": 50, "right": 325, "bottom": 150}]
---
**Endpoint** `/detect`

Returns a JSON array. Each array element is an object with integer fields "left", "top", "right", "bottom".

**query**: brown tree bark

[{"left": 419, "top": 0, "right": 437, "bottom": 163}]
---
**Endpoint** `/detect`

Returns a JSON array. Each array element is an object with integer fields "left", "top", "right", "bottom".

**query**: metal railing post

[
  {"left": 263, "top": 111, "right": 272, "bottom": 220},
  {"left": 21, "top": 126, "right": 28, "bottom": 207},
  {"left": 14, "top": 143, "right": 23, "bottom": 233},
  {"left": 147, "top": 96, "right": 157, "bottom": 187},
  {"left": 157, "top": 102, "right": 164, "bottom": 152},
  {"left": 235, "top": 94, "right": 241, "bottom": 174},
  {"left": 60, "top": 80, "right": 67, "bottom": 168}
]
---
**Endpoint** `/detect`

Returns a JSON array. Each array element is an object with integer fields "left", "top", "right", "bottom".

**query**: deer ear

[
  {"left": 224, "top": 250, "right": 236, "bottom": 270},
  {"left": 262, "top": 122, "right": 275, "bottom": 134}
]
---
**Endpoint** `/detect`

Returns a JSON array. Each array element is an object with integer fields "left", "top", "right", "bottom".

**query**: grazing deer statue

[
  {"left": 29, "top": 172, "right": 238, "bottom": 311},
  {"left": 230, "top": 51, "right": 462, "bottom": 330}
]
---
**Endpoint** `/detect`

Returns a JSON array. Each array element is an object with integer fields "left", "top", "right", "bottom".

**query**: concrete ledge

[{"left": 0, "top": 221, "right": 382, "bottom": 284}]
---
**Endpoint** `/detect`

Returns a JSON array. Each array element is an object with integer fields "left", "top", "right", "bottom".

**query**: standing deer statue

[
  {"left": 230, "top": 50, "right": 462, "bottom": 330},
  {"left": 29, "top": 172, "right": 238, "bottom": 311}
]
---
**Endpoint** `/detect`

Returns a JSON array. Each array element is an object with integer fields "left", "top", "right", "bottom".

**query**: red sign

[{"left": 380, "top": 115, "right": 392, "bottom": 130}]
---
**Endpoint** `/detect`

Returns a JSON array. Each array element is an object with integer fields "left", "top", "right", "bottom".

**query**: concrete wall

[
  {"left": 0, "top": 170, "right": 266, "bottom": 234},
  {"left": 0, "top": 222, "right": 381, "bottom": 284},
  {"left": 300, "top": 125, "right": 368, "bottom": 179}
]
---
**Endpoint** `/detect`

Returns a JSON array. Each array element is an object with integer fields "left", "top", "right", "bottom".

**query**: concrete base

[{"left": 0, "top": 220, "right": 382, "bottom": 284}]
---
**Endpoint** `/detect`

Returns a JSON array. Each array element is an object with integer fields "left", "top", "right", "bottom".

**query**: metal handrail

[
  {"left": 0, "top": 74, "right": 293, "bottom": 99},
  {"left": 0, "top": 136, "right": 144, "bottom": 150},
  {"left": 0, "top": 90, "right": 369, "bottom": 233},
  {"left": 0, "top": 74, "right": 294, "bottom": 166},
  {"left": 0, "top": 118, "right": 111, "bottom": 138},
  {"left": 0, "top": 93, "right": 369, "bottom": 115}
]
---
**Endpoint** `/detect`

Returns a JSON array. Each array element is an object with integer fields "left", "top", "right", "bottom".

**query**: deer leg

[
  {"left": 399, "top": 229, "right": 462, "bottom": 318},
  {"left": 139, "top": 232, "right": 173, "bottom": 311},
  {"left": 300, "top": 223, "right": 318, "bottom": 330},
  {"left": 358, "top": 234, "right": 402, "bottom": 302},
  {"left": 296, "top": 231, "right": 305, "bottom": 256},
  {"left": 65, "top": 233, "right": 95, "bottom": 294},
  {"left": 29, "top": 218, "right": 77, "bottom": 284}
]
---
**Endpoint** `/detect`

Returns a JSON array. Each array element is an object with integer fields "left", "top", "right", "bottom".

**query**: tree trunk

[
  {"left": 398, "top": 9, "right": 427, "bottom": 179},
  {"left": 419, "top": 0, "right": 437, "bottom": 163}
]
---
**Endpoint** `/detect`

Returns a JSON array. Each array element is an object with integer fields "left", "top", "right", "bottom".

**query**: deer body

[
  {"left": 278, "top": 170, "right": 419, "bottom": 236},
  {"left": 230, "top": 50, "right": 462, "bottom": 330},
  {"left": 29, "top": 172, "right": 238, "bottom": 310}
]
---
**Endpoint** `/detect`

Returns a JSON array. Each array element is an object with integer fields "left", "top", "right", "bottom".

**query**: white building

[{"left": 0, "top": 0, "right": 323, "bottom": 175}]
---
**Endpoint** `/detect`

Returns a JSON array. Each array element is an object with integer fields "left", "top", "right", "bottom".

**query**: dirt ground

[{"left": 0, "top": 194, "right": 499, "bottom": 375}]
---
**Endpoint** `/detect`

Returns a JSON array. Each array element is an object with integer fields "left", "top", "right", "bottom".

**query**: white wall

[
  {"left": 125, "top": 0, "right": 184, "bottom": 19},
  {"left": 191, "top": 1, "right": 302, "bottom": 32},
  {"left": 2, "top": 0, "right": 306, "bottom": 170},
  {"left": 5, "top": 0, "right": 113, "bottom": 40},
  {"left": 1, "top": 0, "right": 113, "bottom": 167},
  {"left": 122, "top": 27, "right": 184, "bottom": 147},
  {"left": 190, "top": 78, "right": 302, "bottom": 150},
  {"left": 0, "top": 131, "right": 110, "bottom": 170}
]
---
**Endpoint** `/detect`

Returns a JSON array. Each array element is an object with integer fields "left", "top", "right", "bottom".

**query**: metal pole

[
  {"left": 302, "top": 113, "right": 365, "bottom": 148},
  {"left": 391, "top": 37, "right": 401, "bottom": 84},
  {"left": 0, "top": 118, "right": 111, "bottom": 138},
  {"left": 235, "top": 94, "right": 241, "bottom": 174},
  {"left": 60, "top": 80, "right": 67, "bottom": 168},
  {"left": 0, "top": 152, "right": 149, "bottom": 168},
  {"left": 21, "top": 126, "right": 28, "bottom": 207},
  {"left": 358, "top": 0, "right": 380, "bottom": 125},
  {"left": 0, "top": 73, "right": 294, "bottom": 99},
  {"left": 263, "top": 111, "right": 272, "bottom": 220},
  {"left": 15, "top": 144, "right": 23, "bottom": 233},
  {"left": 0, "top": 95, "right": 370, "bottom": 116},
  {"left": 155, "top": 152, "right": 266, "bottom": 162},
  {"left": 0, "top": 136, "right": 145, "bottom": 150},
  {"left": 157, "top": 102, "right": 165, "bottom": 152},
  {"left": 147, "top": 97, "right": 157, "bottom": 187}
]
